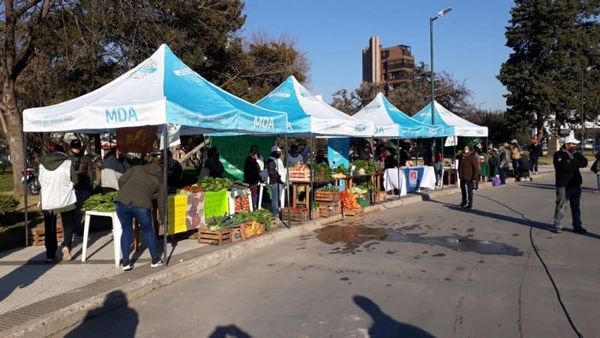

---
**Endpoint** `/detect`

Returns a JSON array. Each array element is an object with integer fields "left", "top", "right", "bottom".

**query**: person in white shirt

[{"left": 266, "top": 146, "right": 286, "bottom": 216}]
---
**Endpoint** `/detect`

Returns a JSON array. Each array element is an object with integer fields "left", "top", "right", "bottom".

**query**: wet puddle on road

[{"left": 315, "top": 225, "right": 523, "bottom": 256}]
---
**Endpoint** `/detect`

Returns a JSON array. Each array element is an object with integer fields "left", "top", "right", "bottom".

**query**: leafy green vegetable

[
  {"left": 198, "top": 177, "right": 233, "bottom": 192},
  {"left": 333, "top": 164, "right": 349, "bottom": 176},
  {"left": 81, "top": 192, "right": 117, "bottom": 212}
]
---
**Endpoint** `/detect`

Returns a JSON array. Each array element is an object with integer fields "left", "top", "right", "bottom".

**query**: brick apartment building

[{"left": 362, "top": 35, "right": 416, "bottom": 89}]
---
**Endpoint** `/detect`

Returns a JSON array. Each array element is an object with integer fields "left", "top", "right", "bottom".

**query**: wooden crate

[
  {"left": 318, "top": 201, "right": 341, "bottom": 218},
  {"left": 281, "top": 207, "right": 309, "bottom": 222},
  {"left": 314, "top": 191, "right": 340, "bottom": 202},
  {"left": 28, "top": 226, "right": 64, "bottom": 246},
  {"left": 289, "top": 167, "right": 311, "bottom": 182},
  {"left": 240, "top": 221, "right": 265, "bottom": 240},
  {"left": 372, "top": 191, "right": 387, "bottom": 203},
  {"left": 198, "top": 227, "right": 233, "bottom": 245},
  {"left": 343, "top": 208, "right": 364, "bottom": 221}
]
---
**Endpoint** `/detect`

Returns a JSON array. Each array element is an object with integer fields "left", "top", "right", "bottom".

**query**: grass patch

[{"left": 0, "top": 168, "right": 13, "bottom": 193}]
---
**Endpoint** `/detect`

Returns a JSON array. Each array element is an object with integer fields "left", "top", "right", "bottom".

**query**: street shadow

[
  {"left": 64, "top": 290, "right": 138, "bottom": 338},
  {"left": 519, "top": 182, "right": 598, "bottom": 193},
  {"left": 354, "top": 295, "right": 434, "bottom": 338},
  {"left": 0, "top": 252, "right": 55, "bottom": 303},
  {"left": 209, "top": 324, "right": 252, "bottom": 338}
]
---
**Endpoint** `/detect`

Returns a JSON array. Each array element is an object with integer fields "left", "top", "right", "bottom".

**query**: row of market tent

[
  {"left": 22, "top": 44, "right": 488, "bottom": 263},
  {"left": 23, "top": 44, "right": 488, "bottom": 139}
]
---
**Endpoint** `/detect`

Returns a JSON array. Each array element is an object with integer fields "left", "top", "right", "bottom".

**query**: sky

[{"left": 242, "top": 0, "right": 514, "bottom": 112}]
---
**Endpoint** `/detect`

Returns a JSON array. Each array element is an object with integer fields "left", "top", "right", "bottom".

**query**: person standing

[
  {"left": 458, "top": 145, "right": 479, "bottom": 209},
  {"left": 528, "top": 138, "right": 542, "bottom": 174},
  {"left": 68, "top": 139, "right": 94, "bottom": 254},
  {"left": 115, "top": 158, "right": 166, "bottom": 270},
  {"left": 167, "top": 150, "right": 183, "bottom": 188},
  {"left": 498, "top": 143, "right": 510, "bottom": 184},
  {"left": 204, "top": 147, "right": 224, "bottom": 178},
  {"left": 286, "top": 144, "right": 304, "bottom": 166},
  {"left": 266, "top": 146, "right": 286, "bottom": 216},
  {"left": 552, "top": 136, "right": 588, "bottom": 234},
  {"left": 511, "top": 141, "right": 521, "bottom": 182},
  {"left": 244, "top": 149, "right": 262, "bottom": 210},
  {"left": 101, "top": 147, "right": 130, "bottom": 193},
  {"left": 38, "top": 143, "right": 79, "bottom": 262}
]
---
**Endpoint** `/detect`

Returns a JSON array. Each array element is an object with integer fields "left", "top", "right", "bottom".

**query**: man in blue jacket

[{"left": 552, "top": 136, "right": 588, "bottom": 234}]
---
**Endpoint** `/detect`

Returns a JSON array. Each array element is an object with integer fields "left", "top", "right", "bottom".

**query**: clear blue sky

[{"left": 242, "top": 0, "right": 514, "bottom": 112}]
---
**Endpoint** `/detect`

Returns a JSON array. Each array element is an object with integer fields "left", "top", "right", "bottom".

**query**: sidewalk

[{"left": 0, "top": 167, "right": 555, "bottom": 337}]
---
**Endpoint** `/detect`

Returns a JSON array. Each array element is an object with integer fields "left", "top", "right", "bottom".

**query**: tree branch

[{"left": 14, "top": 0, "right": 43, "bottom": 18}]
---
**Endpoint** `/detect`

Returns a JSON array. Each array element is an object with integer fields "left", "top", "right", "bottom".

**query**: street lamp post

[
  {"left": 429, "top": 7, "right": 452, "bottom": 167},
  {"left": 582, "top": 65, "right": 595, "bottom": 153}
]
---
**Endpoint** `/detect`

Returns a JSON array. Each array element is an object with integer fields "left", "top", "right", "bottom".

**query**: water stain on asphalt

[
  {"left": 432, "top": 253, "right": 446, "bottom": 257},
  {"left": 467, "top": 228, "right": 475, "bottom": 233},
  {"left": 340, "top": 277, "right": 350, "bottom": 281},
  {"left": 386, "top": 250, "right": 395, "bottom": 255},
  {"left": 315, "top": 225, "right": 523, "bottom": 256}
]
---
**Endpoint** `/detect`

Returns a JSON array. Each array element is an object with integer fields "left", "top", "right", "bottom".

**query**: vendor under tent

[
  {"left": 256, "top": 75, "right": 375, "bottom": 137},
  {"left": 412, "top": 100, "right": 488, "bottom": 138},
  {"left": 354, "top": 93, "right": 440, "bottom": 139},
  {"left": 22, "top": 44, "right": 289, "bottom": 266}
]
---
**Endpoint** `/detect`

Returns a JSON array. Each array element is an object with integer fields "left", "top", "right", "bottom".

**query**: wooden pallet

[
  {"left": 343, "top": 208, "right": 364, "bottom": 221},
  {"left": 289, "top": 167, "right": 311, "bottom": 182},
  {"left": 281, "top": 207, "right": 309, "bottom": 222},
  {"left": 315, "top": 191, "right": 340, "bottom": 202},
  {"left": 28, "top": 226, "right": 64, "bottom": 246},
  {"left": 198, "top": 227, "right": 233, "bottom": 245},
  {"left": 318, "top": 202, "right": 341, "bottom": 218}
]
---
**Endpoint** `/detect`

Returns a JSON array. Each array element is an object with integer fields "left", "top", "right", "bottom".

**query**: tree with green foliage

[{"left": 498, "top": 0, "right": 600, "bottom": 141}]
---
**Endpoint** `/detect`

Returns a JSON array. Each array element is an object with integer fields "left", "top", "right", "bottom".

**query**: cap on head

[
  {"left": 563, "top": 135, "right": 580, "bottom": 145},
  {"left": 70, "top": 139, "right": 82, "bottom": 149},
  {"left": 271, "top": 146, "right": 281, "bottom": 153}
]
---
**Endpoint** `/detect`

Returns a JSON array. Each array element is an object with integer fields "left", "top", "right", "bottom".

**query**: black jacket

[
  {"left": 553, "top": 148, "right": 587, "bottom": 187},
  {"left": 528, "top": 144, "right": 542, "bottom": 159},
  {"left": 243, "top": 156, "right": 261, "bottom": 185}
]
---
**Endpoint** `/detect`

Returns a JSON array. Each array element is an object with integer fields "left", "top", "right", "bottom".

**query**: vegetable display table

[{"left": 81, "top": 210, "right": 122, "bottom": 267}]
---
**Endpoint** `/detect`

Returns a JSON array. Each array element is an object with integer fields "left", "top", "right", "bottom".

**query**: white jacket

[{"left": 39, "top": 159, "right": 77, "bottom": 211}]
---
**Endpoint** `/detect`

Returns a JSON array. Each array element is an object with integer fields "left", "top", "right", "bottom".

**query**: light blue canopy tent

[
  {"left": 412, "top": 101, "right": 487, "bottom": 137},
  {"left": 24, "top": 44, "right": 288, "bottom": 135},
  {"left": 354, "top": 93, "right": 440, "bottom": 138},
  {"left": 256, "top": 75, "right": 374, "bottom": 137}
]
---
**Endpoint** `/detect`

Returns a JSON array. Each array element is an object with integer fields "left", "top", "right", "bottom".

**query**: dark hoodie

[
  {"left": 39, "top": 151, "right": 77, "bottom": 212},
  {"left": 115, "top": 163, "right": 165, "bottom": 218}
]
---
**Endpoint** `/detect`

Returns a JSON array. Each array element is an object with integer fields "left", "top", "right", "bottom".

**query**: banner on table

[
  {"left": 168, "top": 194, "right": 188, "bottom": 234},
  {"left": 204, "top": 190, "right": 229, "bottom": 218}
]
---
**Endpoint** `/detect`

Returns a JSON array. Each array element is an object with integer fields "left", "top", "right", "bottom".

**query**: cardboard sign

[
  {"left": 115, "top": 125, "right": 157, "bottom": 153},
  {"left": 168, "top": 194, "right": 188, "bottom": 234},
  {"left": 204, "top": 190, "right": 229, "bottom": 219}
]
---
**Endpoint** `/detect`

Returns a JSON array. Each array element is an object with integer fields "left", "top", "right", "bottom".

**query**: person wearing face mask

[
  {"left": 458, "top": 144, "right": 479, "bottom": 209},
  {"left": 552, "top": 136, "right": 588, "bottom": 234}
]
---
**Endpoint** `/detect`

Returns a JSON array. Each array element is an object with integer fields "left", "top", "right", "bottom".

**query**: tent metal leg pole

[
  {"left": 162, "top": 126, "right": 168, "bottom": 266},
  {"left": 23, "top": 132, "right": 28, "bottom": 247},
  {"left": 284, "top": 135, "right": 290, "bottom": 228},
  {"left": 309, "top": 136, "right": 315, "bottom": 220},
  {"left": 397, "top": 138, "right": 400, "bottom": 200}
]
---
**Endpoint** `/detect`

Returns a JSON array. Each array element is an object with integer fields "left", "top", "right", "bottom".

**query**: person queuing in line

[
  {"left": 498, "top": 143, "right": 511, "bottom": 185},
  {"left": 510, "top": 140, "right": 521, "bottom": 182},
  {"left": 487, "top": 148, "right": 500, "bottom": 181},
  {"left": 100, "top": 146, "right": 130, "bottom": 193},
  {"left": 167, "top": 150, "right": 183, "bottom": 188},
  {"left": 204, "top": 147, "right": 224, "bottom": 178},
  {"left": 68, "top": 139, "right": 94, "bottom": 255},
  {"left": 434, "top": 151, "right": 444, "bottom": 187},
  {"left": 458, "top": 144, "right": 480, "bottom": 210},
  {"left": 552, "top": 136, "right": 588, "bottom": 234},
  {"left": 115, "top": 157, "right": 166, "bottom": 271},
  {"left": 244, "top": 148, "right": 262, "bottom": 210},
  {"left": 593, "top": 150, "right": 600, "bottom": 193},
  {"left": 473, "top": 142, "right": 484, "bottom": 191},
  {"left": 528, "top": 138, "right": 542, "bottom": 174},
  {"left": 266, "top": 146, "right": 286, "bottom": 217},
  {"left": 286, "top": 144, "right": 304, "bottom": 166},
  {"left": 38, "top": 142, "right": 79, "bottom": 262},
  {"left": 315, "top": 149, "right": 328, "bottom": 165},
  {"left": 249, "top": 145, "right": 265, "bottom": 171}
]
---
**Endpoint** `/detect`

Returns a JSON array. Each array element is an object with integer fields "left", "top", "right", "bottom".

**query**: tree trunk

[{"left": 2, "top": 79, "right": 25, "bottom": 195}]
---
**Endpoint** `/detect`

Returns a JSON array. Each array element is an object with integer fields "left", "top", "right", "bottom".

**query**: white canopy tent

[{"left": 412, "top": 101, "right": 488, "bottom": 137}]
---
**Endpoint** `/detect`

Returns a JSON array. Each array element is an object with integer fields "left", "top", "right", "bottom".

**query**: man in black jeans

[
  {"left": 528, "top": 138, "right": 542, "bottom": 173},
  {"left": 458, "top": 145, "right": 480, "bottom": 209},
  {"left": 552, "top": 136, "right": 588, "bottom": 234}
]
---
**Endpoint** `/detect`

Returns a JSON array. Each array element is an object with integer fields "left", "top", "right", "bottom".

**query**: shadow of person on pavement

[
  {"left": 354, "top": 295, "right": 434, "bottom": 338},
  {"left": 0, "top": 252, "right": 55, "bottom": 303},
  {"left": 209, "top": 324, "right": 252, "bottom": 338},
  {"left": 64, "top": 290, "right": 138, "bottom": 338}
]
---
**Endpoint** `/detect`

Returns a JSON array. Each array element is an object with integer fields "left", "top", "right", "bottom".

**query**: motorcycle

[{"left": 21, "top": 168, "right": 41, "bottom": 195}]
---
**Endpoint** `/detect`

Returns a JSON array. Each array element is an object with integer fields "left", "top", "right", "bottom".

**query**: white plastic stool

[{"left": 82, "top": 210, "right": 122, "bottom": 267}]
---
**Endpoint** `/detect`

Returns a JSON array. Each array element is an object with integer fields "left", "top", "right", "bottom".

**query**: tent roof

[
  {"left": 412, "top": 101, "right": 488, "bottom": 137},
  {"left": 256, "top": 75, "right": 374, "bottom": 137},
  {"left": 23, "top": 44, "right": 288, "bottom": 134},
  {"left": 354, "top": 93, "right": 439, "bottom": 138}
]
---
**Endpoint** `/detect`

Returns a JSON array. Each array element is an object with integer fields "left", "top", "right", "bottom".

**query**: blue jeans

[
  {"left": 530, "top": 157, "right": 539, "bottom": 172},
  {"left": 512, "top": 159, "right": 520, "bottom": 180},
  {"left": 269, "top": 183, "right": 283, "bottom": 216},
  {"left": 553, "top": 186, "right": 582, "bottom": 229},
  {"left": 115, "top": 201, "right": 159, "bottom": 264}
]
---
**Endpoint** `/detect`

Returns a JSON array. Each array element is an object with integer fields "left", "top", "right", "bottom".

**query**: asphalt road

[{"left": 54, "top": 173, "right": 600, "bottom": 338}]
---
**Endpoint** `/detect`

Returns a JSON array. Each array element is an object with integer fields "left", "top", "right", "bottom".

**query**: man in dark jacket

[
  {"left": 115, "top": 160, "right": 166, "bottom": 270},
  {"left": 68, "top": 139, "right": 94, "bottom": 235},
  {"left": 528, "top": 138, "right": 542, "bottom": 173},
  {"left": 458, "top": 145, "right": 480, "bottom": 209},
  {"left": 552, "top": 136, "right": 588, "bottom": 234}
]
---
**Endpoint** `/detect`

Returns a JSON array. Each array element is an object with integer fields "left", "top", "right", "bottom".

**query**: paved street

[{"left": 53, "top": 172, "right": 600, "bottom": 338}]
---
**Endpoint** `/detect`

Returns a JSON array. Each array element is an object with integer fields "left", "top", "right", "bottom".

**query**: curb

[{"left": 1, "top": 170, "right": 553, "bottom": 337}]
